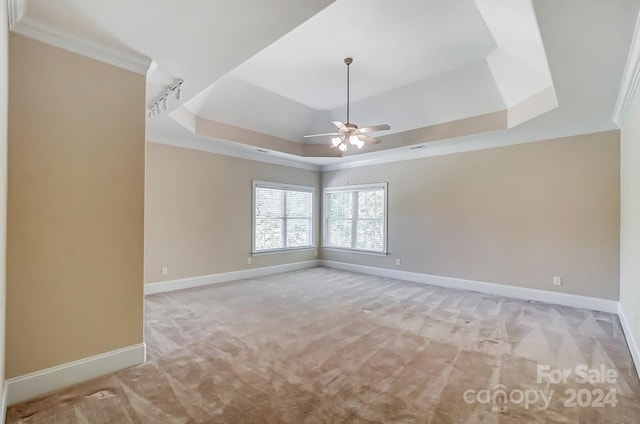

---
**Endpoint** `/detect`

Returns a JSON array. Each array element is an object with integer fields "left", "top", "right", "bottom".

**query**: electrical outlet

[
  {"left": 395, "top": 258, "right": 401, "bottom": 266},
  {"left": 247, "top": 257, "right": 252, "bottom": 265},
  {"left": 553, "top": 276, "right": 562, "bottom": 286},
  {"left": 161, "top": 267, "right": 168, "bottom": 276}
]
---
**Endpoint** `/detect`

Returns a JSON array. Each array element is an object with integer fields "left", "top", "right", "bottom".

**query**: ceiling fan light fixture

[
  {"left": 338, "top": 143, "right": 348, "bottom": 152},
  {"left": 349, "top": 135, "right": 359, "bottom": 145},
  {"left": 354, "top": 138, "right": 365, "bottom": 149},
  {"left": 331, "top": 136, "right": 342, "bottom": 147}
]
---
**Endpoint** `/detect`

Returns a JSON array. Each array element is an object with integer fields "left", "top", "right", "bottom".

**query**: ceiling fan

[{"left": 304, "top": 57, "right": 390, "bottom": 152}]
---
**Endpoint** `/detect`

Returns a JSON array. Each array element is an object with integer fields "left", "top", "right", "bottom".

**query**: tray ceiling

[{"left": 9, "top": 0, "right": 640, "bottom": 168}]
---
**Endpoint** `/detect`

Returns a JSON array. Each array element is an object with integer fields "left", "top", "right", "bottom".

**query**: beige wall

[
  {"left": 145, "top": 142, "right": 320, "bottom": 283},
  {"left": 620, "top": 86, "right": 640, "bottom": 354},
  {"left": 7, "top": 35, "right": 146, "bottom": 378},
  {"left": 0, "top": 0, "right": 9, "bottom": 398},
  {"left": 323, "top": 131, "right": 620, "bottom": 300}
]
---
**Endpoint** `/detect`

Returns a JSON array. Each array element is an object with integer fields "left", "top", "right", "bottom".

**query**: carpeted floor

[{"left": 7, "top": 267, "right": 640, "bottom": 423}]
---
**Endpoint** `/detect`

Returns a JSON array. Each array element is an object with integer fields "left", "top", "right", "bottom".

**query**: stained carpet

[{"left": 7, "top": 267, "right": 640, "bottom": 423}]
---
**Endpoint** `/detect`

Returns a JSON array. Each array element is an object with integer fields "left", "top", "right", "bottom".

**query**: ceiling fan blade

[
  {"left": 303, "top": 132, "right": 341, "bottom": 138},
  {"left": 331, "top": 121, "right": 348, "bottom": 131},
  {"left": 357, "top": 134, "right": 382, "bottom": 144},
  {"left": 356, "top": 124, "right": 391, "bottom": 134}
]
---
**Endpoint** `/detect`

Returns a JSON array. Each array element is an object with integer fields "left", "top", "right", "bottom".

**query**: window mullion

[
  {"left": 351, "top": 191, "right": 358, "bottom": 249},
  {"left": 282, "top": 190, "right": 287, "bottom": 249}
]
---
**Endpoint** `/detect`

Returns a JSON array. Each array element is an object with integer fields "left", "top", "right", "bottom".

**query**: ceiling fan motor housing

[{"left": 345, "top": 123, "right": 358, "bottom": 131}]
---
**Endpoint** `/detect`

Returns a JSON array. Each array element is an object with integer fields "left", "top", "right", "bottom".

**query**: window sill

[
  {"left": 252, "top": 247, "right": 316, "bottom": 256},
  {"left": 321, "top": 247, "right": 388, "bottom": 257}
]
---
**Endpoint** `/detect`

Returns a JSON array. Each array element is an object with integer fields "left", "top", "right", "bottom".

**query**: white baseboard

[
  {"left": 145, "top": 260, "right": 321, "bottom": 295},
  {"left": 618, "top": 303, "right": 640, "bottom": 380},
  {"left": 320, "top": 260, "right": 619, "bottom": 314},
  {"left": 5, "top": 343, "right": 146, "bottom": 406},
  {"left": 0, "top": 382, "right": 7, "bottom": 424}
]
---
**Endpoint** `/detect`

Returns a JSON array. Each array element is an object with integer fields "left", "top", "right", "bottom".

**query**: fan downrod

[{"left": 344, "top": 57, "right": 353, "bottom": 124}]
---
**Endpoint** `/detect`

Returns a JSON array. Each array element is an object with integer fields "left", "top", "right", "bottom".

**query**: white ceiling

[
  {"left": 8, "top": 0, "right": 640, "bottom": 169},
  {"left": 230, "top": 0, "right": 496, "bottom": 110}
]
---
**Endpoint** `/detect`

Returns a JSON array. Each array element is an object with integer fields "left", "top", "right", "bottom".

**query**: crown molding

[
  {"left": 9, "top": 14, "right": 151, "bottom": 75},
  {"left": 613, "top": 10, "right": 640, "bottom": 126},
  {"left": 7, "top": 0, "right": 26, "bottom": 30},
  {"left": 146, "top": 133, "right": 321, "bottom": 172},
  {"left": 320, "top": 126, "right": 619, "bottom": 172}
]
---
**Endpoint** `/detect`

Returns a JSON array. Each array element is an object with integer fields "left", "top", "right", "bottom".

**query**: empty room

[{"left": 1, "top": 0, "right": 640, "bottom": 423}]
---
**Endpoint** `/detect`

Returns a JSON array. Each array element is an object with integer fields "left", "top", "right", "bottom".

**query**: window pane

[
  {"left": 255, "top": 218, "right": 283, "bottom": 250},
  {"left": 358, "top": 189, "right": 384, "bottom": 219},
  {"left": 287, "top": 219, "right": 311, "bottom": 247},
  {"left": 286, "top": 191, "right": 312, "bottom": 218},
  {"left": 324, "top": 185, "right": 386, "bottom": 252},
  {"left": 255, "top": 188, "right": 284, "bottom": 218},
  {"left": 327, "top": 219, "right": 352, "bottom": 248},
  {"left": 327, "top": 192, "right": 353, "bottom": 219},
  {"left": 254, "top": 183, "right": 314, "bottom": 252},
  {"left": 355, "top": 219, "right": 384, "bottom": 251}
]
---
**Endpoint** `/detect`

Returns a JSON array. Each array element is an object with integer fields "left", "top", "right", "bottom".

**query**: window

[
  {"left": 253, "top": 181, "right": 314, "bottom": 253},
  {"left": 324, "top": 183, "right": 387, "bottom": 253}
]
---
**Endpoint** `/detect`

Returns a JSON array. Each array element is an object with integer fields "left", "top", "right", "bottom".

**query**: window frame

[
  {"left": 252, "top": 180, "right": 315, "bottom": 254},
  {"left": 322, "top": 183, "right": 388, "bottom": 255}
]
